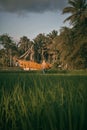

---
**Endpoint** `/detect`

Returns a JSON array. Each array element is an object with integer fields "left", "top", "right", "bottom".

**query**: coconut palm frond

[
  {"left": 63, "top": 0, "right": 87, "bottom": 27},
  {"left": 63, "top": 7, "right": 76, "bottom": 14}
]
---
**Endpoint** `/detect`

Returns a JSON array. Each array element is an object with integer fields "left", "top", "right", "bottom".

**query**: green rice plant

[{"left": 0, "top": 72, "right": 87, "bottom": 130}]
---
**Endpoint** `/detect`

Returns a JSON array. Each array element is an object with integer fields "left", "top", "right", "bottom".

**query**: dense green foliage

[
  {"left": 63, "top": 0, "right": 87, "bottom": 30},
  {"left": 50, "top": 0, "right": 87, "bottom": 69},
  {"left": 0, "top": 72, "right": 87, "bottom": 130}
]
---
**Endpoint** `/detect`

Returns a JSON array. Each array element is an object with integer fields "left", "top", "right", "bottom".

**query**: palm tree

[
  {"left": 60, "top": 26, "right": 74, "bottom": 45},
  {"left": 0, "top": 34, "right": 18, "bottom": 66},
  {"left": 63, "top": 0, "right": 87, "bottom": 29},
  {"left": 18, "top": 36, "right": 32, "bottom": 55},
  {"left": 33, "top": 33, "right": 49, "bottom": 62},
  {"left": 47, "top": 30, "right": 58, "bottom": 39}
]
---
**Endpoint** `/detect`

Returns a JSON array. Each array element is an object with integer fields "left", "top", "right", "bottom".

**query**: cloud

[{"left": 0, "top": 0, "right": 67, "bottom": 13}]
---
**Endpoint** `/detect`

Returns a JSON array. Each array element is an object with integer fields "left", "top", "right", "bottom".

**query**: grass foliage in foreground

[{"left": 0, "top": 72, "right": 87, "bottom": 130}]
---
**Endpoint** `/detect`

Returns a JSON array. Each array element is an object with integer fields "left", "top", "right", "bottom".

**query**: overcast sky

[{"left": 0, "top": 0, "right": 70, "bottom": 41}]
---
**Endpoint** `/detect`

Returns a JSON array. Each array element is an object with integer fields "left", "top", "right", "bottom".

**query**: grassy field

[{"left": 0, "top": 71, "right": 87, "bottom": 130}]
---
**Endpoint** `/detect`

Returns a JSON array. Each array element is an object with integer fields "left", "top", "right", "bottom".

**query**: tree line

[
  {"left": 0, "top": 30, "right": 58, "bottom": 67},
  {"left": 0, "top": 0, "right": 87, "bottom": 69}
]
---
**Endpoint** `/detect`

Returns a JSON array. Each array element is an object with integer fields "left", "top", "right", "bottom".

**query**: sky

[{"left": 0, "top": 0, "right": 70, "bottom": 41}]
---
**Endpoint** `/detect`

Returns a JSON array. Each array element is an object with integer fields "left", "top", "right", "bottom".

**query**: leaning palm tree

[{"left": 63, "top": 0, "right": 87, "bottom": 28}]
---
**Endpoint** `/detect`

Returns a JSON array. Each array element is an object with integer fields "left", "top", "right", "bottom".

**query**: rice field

[{"left": 0, "top": 71, "right": 87, "bottom": 130}]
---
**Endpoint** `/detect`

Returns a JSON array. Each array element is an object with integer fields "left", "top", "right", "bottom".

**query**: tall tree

[
  {"left": 63, "top": 0, "right": 87, "bottom": 30},
  {"left": 60, "top": 26, "right": 74, "bottom": 45},
  {"left": 0, "top": 34, "right": 18, "bottom": 66},
  {"left": 33, "top": 33, "right": 49, "bottom": 62},
  {"left": 47, "top": 30, "right": 58, "bottom": 39},
  {"left": 18, "top": 36, "right": 32, "bottom": 55}
]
